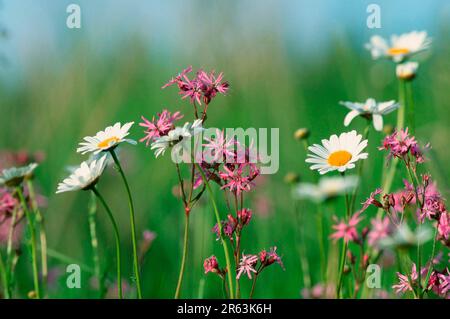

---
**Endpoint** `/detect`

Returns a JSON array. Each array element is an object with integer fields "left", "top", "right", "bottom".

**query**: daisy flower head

[
  {"left": 150, "top": 119, "right": 203, "bottom": 159},
  {"left": 340, "top": 98, "right": 399, "bottom": 131},
  {"left": 56, "top": 154, "right": 108, "bottom": 194},
  {"left": 77, "top": 122, "right": 136, "bottom": 155},
  {"left": 396, "top": 62, "right": 419, "bottom": 81},
  {"left": 293, "top": 175, "right": 358, "bottom": 203},
  {"left": 365, "top": 31, "right": 431, "bottom": 63},
  {"left": 306, "top": 130, "right": 368, "bottom": 175},
  {"left": 0, "top": 163, "right": 38, "bottom": 187}
]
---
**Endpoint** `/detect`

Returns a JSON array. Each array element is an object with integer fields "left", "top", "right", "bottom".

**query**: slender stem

[
  {"left": 16, "top": 187, "right": 40, "bottom": 298},
  {"left": 43, "top": 247, "right": 94, "bottom": 273},
  {"left": 397, "top": 79, "right": 406, "bottom": 131},
  {"left": 195, "top": 162, "right": 234, "bottom": 298},
  {"left": 350, "top": 123, "right": 370, "bottom": 213},
  {"left": 423, "top": 227, "right": 438, "bottom": 295},
  {"left": 249, "top": 273, "right": 259, "bottom": 299},
  {"left": 88, "top": 192, "right": 104, "bottom": 298},
  {"left": 174, "top": 214, "right": 189, "bottom": 299},
  {"left": 110, "top": 150, "right": 142, "bottom": 298},
  {"left": 316, "top": 206, "right": 325, "bottom": 283},
  {"left": 0, "top": 250, "right": 10, "bottom": 299},
  {"left": 405, "top": 81, "right": 415, "bottom": 134},
  {"left": 336, "top": 190, "right": 351, "bottom": 298},
  {"left": 294, "top": 201, "right": 311, "bottom": 288},
  {"left": 91, "top": 186, "right": 123, "bottom": 299},
  {"left": 27, "top": 180, "right": 48, "bottom": 296},
  {"left": 6, "top": 207, "right": 18, "bottom": 297}
]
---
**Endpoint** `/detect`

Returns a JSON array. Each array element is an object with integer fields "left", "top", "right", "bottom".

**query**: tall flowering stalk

[{"left": 141, "top": 66, "right": 229, "bottom": 298}]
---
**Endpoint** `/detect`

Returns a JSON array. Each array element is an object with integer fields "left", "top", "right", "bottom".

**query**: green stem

[
  {"left": 6, "top": 207, "right": 18, "bottom": 297},
  {"left": 397, "top": 79, "right": 406, "bottom": 131},
  {"left": 0, "top": 250, "right": 10, "bottom": 299},
  {"left": 336, "top": 191, "right": 351, "bottom": 298},
  {"left": 294, "top": 201, "right": 312, "bottom": 287},
  {"left": 91, "top": 186, "right": 123, "bottom": 299},
  {"left": 174, "top": 214, "right": 189, "bottom": 299},
  {"left": 16, "top": 187, "right": 40, "bottom": 298},
  {"left": 423, "top": 227, "right": 438, "bottom": 295},
  {"left": 350, "top": 123, "right": 370, "bottom": 213},
  {"left": 249, "top": 273, "right": 259, "bottom": 299},
  {"left": 27, "top": 180, "right": 48, "bottom": 296},
  {"left": 195, "top": 163, "right": 234, "bottom": 299},
  {"left": 110, "top": 150, "right": 142, "bottom": 298},
  {"left": 88, "top": 192, "right": 104, "bottom": 298},
  {"left": 316, "top": 206, "right": 326, "bottom": 283},
  {"left": 405, "top": 80, "right": 415, "bottom": 134}
]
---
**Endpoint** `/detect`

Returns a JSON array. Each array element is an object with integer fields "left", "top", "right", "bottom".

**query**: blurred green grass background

[{"left": 1, "top": 0, "right": 450, "bottom": 298}]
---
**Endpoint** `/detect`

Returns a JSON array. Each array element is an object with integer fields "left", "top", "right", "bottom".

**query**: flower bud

[
  {"left": 383, "top": 124, "right": 394, "bottom": 135},
  {"left": 294, "top": 128, "right": 310, "bottom": 141},
  {"left": 284, "top": 172, "right": 300, "bottom": 184},
  {"left": 396, "top": 62, "right": 418, "bottom": 81}
]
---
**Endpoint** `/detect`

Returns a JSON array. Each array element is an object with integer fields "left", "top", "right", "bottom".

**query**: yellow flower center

[
  {"left": 387, "top": 47, "right": 410, "bottom": 56},
  {"left": 327, "top": 150, "right": 352, "bottom": 167},
  {"left": 98, "top": 136, "right": 120, "bottom": 149}
]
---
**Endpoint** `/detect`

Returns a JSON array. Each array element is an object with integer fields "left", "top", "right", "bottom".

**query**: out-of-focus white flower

[
  {"left": 365, "top": 31, "right": 431, "bottom": 63},
  {"left": 293, "top": 175, "right": 358, "bottom": 203},
  {"left": 340, "top": 98, "right": 399, "bottom": 131}
]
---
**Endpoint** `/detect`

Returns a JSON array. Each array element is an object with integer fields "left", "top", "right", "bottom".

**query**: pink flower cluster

[
  {"left": 0, "top": 187, "right": 22, "bottom": 247},
  {"left": 379, "top": 128, "right": 427, "bottom": 164},
  {"left": 393, "top": 263, "right": 450, "bottom": 298},
  {"left": 139, "top": 109, "right": 183, "bottom": 146},
  {"left": 330, "top": 212, "right": 363, "bottom": 243},
  {"left": 235, "top": 247, "right": 284, "bottom": 280},
  {"left": 162, "top": 66, "right": 229, "bottom": 105}
]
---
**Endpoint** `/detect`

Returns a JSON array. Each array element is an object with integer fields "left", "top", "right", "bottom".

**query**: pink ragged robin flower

[
  {"left": 161, "top": 66, "right": 193, "bottom": 89},
  {"left": 197, "top": 70, "right": 229, "bottom": 104},
  {"left": 438, "top": 213, "right": 450, "bottom": 244},
  {"left": 236, "top": 254, "right": 259, "bottom": 280},
  {"left": 259, "top": 246, "right": 284, "bottom": 270},
  {"left": 203, "top": 129, "right": 236, "bottom": 163},
  {"left": 379, "top": 128, "right": 427, "bottom": 163},
  {"left": 139, "top": 110, "right": 183, "bottom": 146},
  {"left": 203, "top": 255, "right": 220, "bottom": 274},
  {"left": 0, "top": 187, "right": 17, "bottom": 214},
  {"left": 219, "top": 163, "right": 260, "bottom": 195},
  {"left": 237, "top": 208, "right": 252, "bottom": 226},
  {"left": 330, "top": 212, "right": 363, "bottom": 243},
  {"left": 358, "top": 188, "right": 383, "bottom": 214},
  {"left": 212, "top": 219, "right": 235, "bottom": 240},
  {"left": 392, "top": 264, "right": 418, "bottom": 294},
  {"left": 438, "top": 269, "right": 450, "bottom": 295},
  {"left": 367, "top": 216, "right": 391, "bottom": 247}
]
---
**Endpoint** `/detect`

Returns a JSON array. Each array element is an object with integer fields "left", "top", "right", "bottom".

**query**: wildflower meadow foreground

[{"left": 0, "top": 10, "right": 449, "bottom": 301}]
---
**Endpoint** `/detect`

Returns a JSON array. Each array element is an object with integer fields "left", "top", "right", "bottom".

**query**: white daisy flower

[
  {"left": 396, "top": 62, "right": 419, "bottom": 80},
  {"left": 56, "top": 155, "right": 108, "bottom": 194},
  {"left": 293, "top": 175, "right": 359, "bottom": 203},
  {"left": 77, "top": 122, "right": 137, "bottom": 155},
  {"left": 340, "top": 98, "right": 399, "bottom": 131},
  {"left": 305, "top": 130, "right": 368, "bottom": 175},
  {"left": 365, "top": 31, "right": 431, "bottom": 63},
  {"left": 0, "top": 163, "right": 38, "bottom": 187},
  {"left": 151, "top": 119, "right": 203, "bottom": 158}
]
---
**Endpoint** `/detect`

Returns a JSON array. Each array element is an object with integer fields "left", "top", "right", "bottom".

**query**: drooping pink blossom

[
  {"left": 438, "top": 213, "right": 450, "bottom": 242},
  {"left": 358, "top": 188, "right": 383, "bottom": 214},
  {"left": 330, "top": 212, "right": 363, "bottom": 243},
  {"left": 203, "top": 255, "right": 219, "bottom": 274},
  {"left": 259, "top": 246, "right": 284, "bottom": 270},
  {"left": 438, "top": 270, "right": 450, "bottom": 295},
  {"left": 139, "top": 110, "right": 183, "bottom": 146},
  {"left": 236, "top": 254, "right": 258, "bottom": 279}
]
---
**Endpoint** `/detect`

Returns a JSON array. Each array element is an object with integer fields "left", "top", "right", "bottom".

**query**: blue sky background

[{"left": 1, "top": 0, "right": 450, "bottom": 84}]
